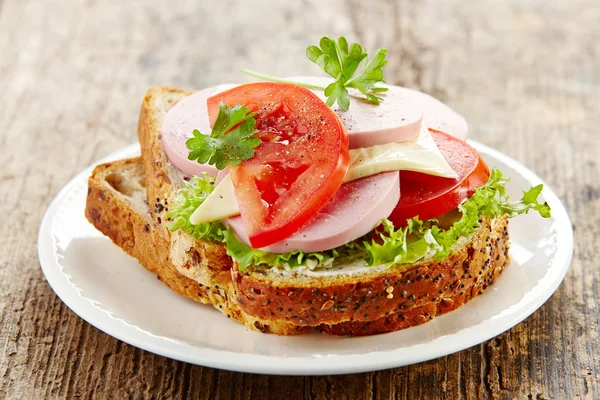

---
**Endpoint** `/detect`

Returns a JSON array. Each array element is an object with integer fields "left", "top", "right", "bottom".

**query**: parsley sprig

[
  {"left": 186, "top": 102, "right": 260, "bottom": 170},
  {"left": 306, "top": 36, "right": 388, "bottom": 110},
  {"left": 242, "top": 36, "right": 388, "bottom": 111}
]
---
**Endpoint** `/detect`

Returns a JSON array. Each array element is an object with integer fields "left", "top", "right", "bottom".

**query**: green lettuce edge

[
  {"left": 165, "top": 174, "right": 225, "bottom": 242},
  {"left": 167, "top": 168, "right": 551, "bottom": 271}
]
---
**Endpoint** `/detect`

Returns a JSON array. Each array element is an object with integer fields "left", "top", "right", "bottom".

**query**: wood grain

[{"left": 1, "top": 0, "right": 598, "bottom": 398}]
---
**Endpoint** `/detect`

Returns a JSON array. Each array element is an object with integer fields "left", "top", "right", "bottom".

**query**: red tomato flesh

[
  {"left": 207, "top": 83, "right": 349, "bottom": 248},
  {"left": 389, "top": 129, "right": 490, "bottom": 226}
]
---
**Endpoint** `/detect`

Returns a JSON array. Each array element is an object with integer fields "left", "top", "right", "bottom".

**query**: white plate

[{"left": 38, "top": 142, "right": 573, "bottom": 375}]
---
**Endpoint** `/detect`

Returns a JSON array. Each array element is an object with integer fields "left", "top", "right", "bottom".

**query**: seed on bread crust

[
  {"left": 321, "top": 249, "right": 508, "bottom": 336},
  {"left": 321, "top": 300, "right": 335, "bottom": 311}
]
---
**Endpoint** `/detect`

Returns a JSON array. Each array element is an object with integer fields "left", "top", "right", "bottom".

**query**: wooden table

[{"left": 1, "top": 0, "right": 598, "bottom": 398}]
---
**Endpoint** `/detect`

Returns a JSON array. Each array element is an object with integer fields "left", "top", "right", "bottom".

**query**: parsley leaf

[
  {"left": 186, "top": 102, "right": 261, "bottom": 170},
  {"left": 306, "top": 36, "right": 388, "bottom": 110},
  {"left": 346, "top": 48, "right": 388, "bottom": 99},
  {"left": 242, "top": 36, "right": 388, "bottom": 111}
]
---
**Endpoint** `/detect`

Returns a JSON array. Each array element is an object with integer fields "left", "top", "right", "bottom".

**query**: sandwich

[{"left": 85, "top": 36, "right": 550, "bottom": 336}]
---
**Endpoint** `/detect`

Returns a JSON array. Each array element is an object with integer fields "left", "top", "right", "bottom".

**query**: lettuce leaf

[
  {"left": 222, "top": 228, "right": 366, "bottom": 271},
  {"left": 363, "top": 169, "right": 551, "bottom": 266},
  {"left": 168, "top": 168, "right": 551, "bottom": 270},
  {"left": 167, "top": 174, "right": 363, "bottom": 271},
  {"left": 166, "top": 174, "right": 226, "bottom": 242}
]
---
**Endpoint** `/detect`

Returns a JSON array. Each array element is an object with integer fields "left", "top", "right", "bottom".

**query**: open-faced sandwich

[{"left": 85, "top": 37, "right": 550, "bottom": 336}]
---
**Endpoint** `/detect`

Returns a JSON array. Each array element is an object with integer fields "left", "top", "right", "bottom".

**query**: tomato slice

[
  {"left": 389, "top": 129, "right": 490, "bottom": 226},
  {"left": 207, "top": 83, "right": 349, "bottom": 248}
]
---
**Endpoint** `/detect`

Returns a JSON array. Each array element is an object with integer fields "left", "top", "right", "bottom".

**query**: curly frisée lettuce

[
  {"left": 166, "top": 174, "right": 364, "bottom": 270},
  {"left": 166, "top": 174, "right": 225, "bottom": 241},
  {"left": 363, "top": 169, "right": 551, "bottom": 267},
  {"left": 223, "top": 229, "right": 366, "bottom": 271},
  {"left": 168, "top": 169, "right": 550, "bottom": 271}
]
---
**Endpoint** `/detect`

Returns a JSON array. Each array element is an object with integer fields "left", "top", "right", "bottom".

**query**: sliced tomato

[
  {"left": 207, "top": 83, "right": 349, "bottom": 248},
  {"left": 389, "top": 129, "right": 490, "bottom": 226}
]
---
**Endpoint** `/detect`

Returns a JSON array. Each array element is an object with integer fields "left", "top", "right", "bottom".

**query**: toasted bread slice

[
  {"left": 180, "top": 213, "right": 509, "bottom": 331},
  {"left": 136, "top": 87, "right": 239, "bottom": 289},
  {"left": 85, "top": 157, "right": 307, "bottom": 335},
  {"left": 84, "top": 158, "right": 211, "bottom": 305}
]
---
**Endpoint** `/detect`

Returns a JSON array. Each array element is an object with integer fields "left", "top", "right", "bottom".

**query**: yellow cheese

[
  {"left": 190, "top": 126, "right": 456, "bottom": 224},
  {"left": 343, "top": 124, "right": 457, "bottom": 182},
  {"left": 189, "top": 174, "right": 239, "bottom": 224}
]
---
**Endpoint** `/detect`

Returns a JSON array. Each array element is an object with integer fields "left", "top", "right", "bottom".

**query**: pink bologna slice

[
  {"left": 406, "top": 88, "right": 468, "bottom": 140},
  {"left": 225, "top": 171, "right": 400, "bottom": 253},
  {"left": 161, "top": 84, "right": 236, "bottom": 177},
  {"left": 289, "top": 76, "right": 468, "bottom": 144}
]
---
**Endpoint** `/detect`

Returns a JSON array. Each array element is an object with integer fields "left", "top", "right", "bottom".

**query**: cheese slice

[
  {"left": 190, "top": 126, "right": 456, "bottom": 225},
  {"left": 343, "top": 124, "right": 457, "bottom": 182},
  {"left": 190, "top": 174, "right": 239, "bottom": 223}
]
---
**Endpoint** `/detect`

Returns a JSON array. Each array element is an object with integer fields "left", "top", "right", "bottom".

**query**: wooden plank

[{"left": 0, "top": 0, "right": 598, "bottom": 398}]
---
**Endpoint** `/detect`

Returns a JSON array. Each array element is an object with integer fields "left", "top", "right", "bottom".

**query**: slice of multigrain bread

[
  {"left": 85, "top": 158, "right": 307, "bottom": 335},
  {"left": 85, "top": 86, "right": 511, "bottom": 336}
]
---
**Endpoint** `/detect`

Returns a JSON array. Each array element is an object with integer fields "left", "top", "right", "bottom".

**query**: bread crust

[
  {"left": 230, "top": 216, "right": 509, "bottom": 328},
  {"left": 321, "top": 222, "right": 509, "bottom": 336},
  {"left": 136, "top": 87, "right": 234, "bottom": 285},
  {"left": 137, "top": 86, "right": 190, "bottom": 240}
]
